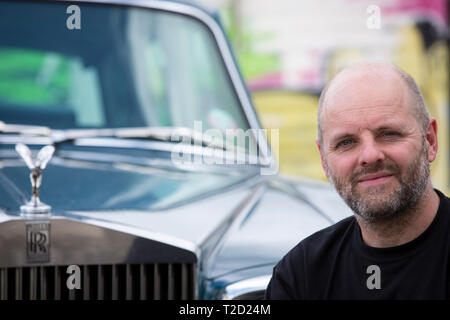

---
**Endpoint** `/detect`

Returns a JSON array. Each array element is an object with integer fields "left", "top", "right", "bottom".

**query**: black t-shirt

[{"left": 265, "top": 189, "right": 450, "bottom": 299}]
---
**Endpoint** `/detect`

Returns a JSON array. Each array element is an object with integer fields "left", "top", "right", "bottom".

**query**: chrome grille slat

[
  {"left": 97, "top": 265, "right": 104, "bottom": 300},
  {"left": 0, "top": 268, "right": 7, "bottom": 300},
  {"left": 29, "top": 267, "right": 37, "bottom": 300},
  {"left": 167, "top": 264, "right": 174, "bottom": 300},
  {"left": 126, "top": 264, "right": 132, "bottom": 300},
  {"left": 40, "top": 267, "right": 47, "bottom": 300},
  {"left": 181, "top": 263, "right": 188, "bottom": 300},
  {"left": 139, "top": 264, "right": 147, "bottom": 300},
  {"left": 83, "top": 265, "right": 90, "bottom": 300},
  {"left": 0, "top": 263, "right": 195, "bottom": 300},
  {"left": 112, "top": 265, "right": 118, "bottom": 300},
  {"left": 15, "top": 267, "right": 22, "bottom": 300},
  {"left": 153, "top": 264, "right": 160, "bottom": 300},
  {"left": 68, "top": 281, "right": 76, "bottom": 300},
  {"left": 54, "top": 266, "right": 61, "bottom": 300}
]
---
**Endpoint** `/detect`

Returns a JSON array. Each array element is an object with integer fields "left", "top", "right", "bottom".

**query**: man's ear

[
  {"left": 316, "top": 138, "right": 329, "bottom": 179},
  {"left": 426, "top": 118, "right": 438, "bottom": 163}
]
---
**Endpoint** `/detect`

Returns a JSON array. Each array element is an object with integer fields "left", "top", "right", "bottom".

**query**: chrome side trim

[{"left": 221, "top": 275, "right": 272, "bottom": 300}]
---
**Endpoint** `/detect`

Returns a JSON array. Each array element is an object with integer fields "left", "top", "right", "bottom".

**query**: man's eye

[
  {"left": 383, "top": 131, "right": 399, "bottom": 137},
  {"left": 337, "top": 139, "right": 353, "bottom": 148}
]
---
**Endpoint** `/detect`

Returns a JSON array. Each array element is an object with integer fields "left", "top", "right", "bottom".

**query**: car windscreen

[{"left": 0, "top": 1, "right": 250, "bottom": 133}]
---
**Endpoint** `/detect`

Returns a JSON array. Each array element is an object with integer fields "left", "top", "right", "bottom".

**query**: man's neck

[{"left": 356, "top": 185, "right": 440, "bottom": 248}]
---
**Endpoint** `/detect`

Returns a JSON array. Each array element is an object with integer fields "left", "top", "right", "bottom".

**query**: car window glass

[
  {"left": 0, "top": 2, "right": 250, "bottom": 136},
  {"left": 0, "top": 48, "right": 105, "bottom": 128}
]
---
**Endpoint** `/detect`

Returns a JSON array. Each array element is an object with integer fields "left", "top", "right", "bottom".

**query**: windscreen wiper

[
  {"left": 52, "top": 127, "right": 242, "bottom": 153},
  {"left": 0, "top": 121, "right": 52, "bottom": 136},
  {"left": 0, "top": 122, "right": 244, "bottom": 153}
]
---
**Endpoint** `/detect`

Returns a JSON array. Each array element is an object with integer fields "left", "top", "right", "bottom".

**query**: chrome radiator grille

[{"left": 0, "top": 263, "right": 196, "bottom": 300}]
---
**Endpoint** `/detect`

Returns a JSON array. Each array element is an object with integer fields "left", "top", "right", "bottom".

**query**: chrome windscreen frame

[{"left": 54, "top": 0, "right": 274, "bottom": 169}]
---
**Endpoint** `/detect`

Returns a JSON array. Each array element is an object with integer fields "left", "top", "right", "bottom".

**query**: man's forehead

[
  {"left": 318, "top": 65, "right": 419, "bottom": 142},
  {"left": 324, "top": 70, "right": 405, "bottom": 112}
]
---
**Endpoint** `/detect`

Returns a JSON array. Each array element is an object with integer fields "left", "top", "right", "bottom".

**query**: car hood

[
  {"left": 0, "top": 150, "right": 352, "bottom": 280},
  {"left": 0, "top": 152, "right": 251, "bottom": 213},
  {"left": 201, "top": 176, "right": 353, "bottom": 279}
]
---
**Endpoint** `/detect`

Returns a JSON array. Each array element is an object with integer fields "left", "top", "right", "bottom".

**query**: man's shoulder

[
  {"left": 436, "top": 189, "right": 450, "bottom": 205},
  {"left": 435, "top": 189, "right": 450, "bottom": 220},
  {"left": 301, "top": 215, "right": 356, "bottom": 253},
  {"left": 282, "top": 215, "right": 356, "bottom": 264}
]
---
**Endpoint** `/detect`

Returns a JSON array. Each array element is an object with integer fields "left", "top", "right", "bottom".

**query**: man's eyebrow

[{"left": 374, "top": 124, "right": 403, "bottom": 131}]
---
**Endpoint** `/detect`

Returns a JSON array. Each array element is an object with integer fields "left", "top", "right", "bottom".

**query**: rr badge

[{"left": 26, "top": 221, "right": 50, "bottom": 263}]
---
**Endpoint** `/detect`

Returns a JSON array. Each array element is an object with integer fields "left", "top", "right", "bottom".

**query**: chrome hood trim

[{"left": 0, "top": 216, "right": 197, "bottom": 268}]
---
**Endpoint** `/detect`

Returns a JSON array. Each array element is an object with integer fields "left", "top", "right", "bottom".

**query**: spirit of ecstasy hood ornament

[{"left": 15, "top": 143, "right": 55, "bottom": 215}]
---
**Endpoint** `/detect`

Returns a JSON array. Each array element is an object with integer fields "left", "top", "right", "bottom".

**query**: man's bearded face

[{"left": 326, "top": 139, "right": 430, "bottom": 223}]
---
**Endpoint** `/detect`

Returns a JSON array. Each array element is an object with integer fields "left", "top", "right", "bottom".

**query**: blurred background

[{"left": 199, "top": 0, "right": 449, "bottom": 193}]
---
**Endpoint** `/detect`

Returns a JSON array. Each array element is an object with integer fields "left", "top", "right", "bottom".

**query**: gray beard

[{"left": 327, "top": 141, "right": 430, "bottom": 225}]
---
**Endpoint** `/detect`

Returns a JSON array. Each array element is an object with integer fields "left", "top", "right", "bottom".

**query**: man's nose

[{"left": 358, "top": 137, "right": 385, "bottom": 167}]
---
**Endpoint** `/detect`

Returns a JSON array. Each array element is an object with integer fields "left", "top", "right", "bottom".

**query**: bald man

[{"left": 265, "top": 62, "right": 450, "bottom": 299}]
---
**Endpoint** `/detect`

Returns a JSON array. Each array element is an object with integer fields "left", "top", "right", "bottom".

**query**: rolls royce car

[{"left": 0, "top": 0, "right": 352, "bottom": 300}]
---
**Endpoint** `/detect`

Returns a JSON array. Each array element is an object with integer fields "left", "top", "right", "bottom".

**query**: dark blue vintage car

[{"left": 0, "top": 0, "right": 352, "bottom": 300}]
